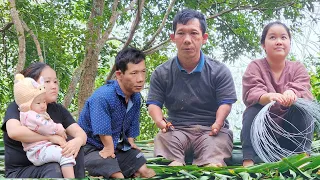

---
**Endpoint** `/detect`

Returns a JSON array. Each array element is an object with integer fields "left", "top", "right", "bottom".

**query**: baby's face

[{"left": 31, "top": 93, "right": 47, "bottom": 114}]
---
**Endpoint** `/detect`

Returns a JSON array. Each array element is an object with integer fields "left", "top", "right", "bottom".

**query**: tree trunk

[
  {"left": 77, "top": 0, "right": 137, "bottom": 113},
  {"left": 9, "top": 0, "right": 26, "bottom": 73},
  {"left": 63, "top": 66, "right": 81, "bottom": 108},
  {"left": 77, "top": 0, "right": 104, "bottom": 113}
]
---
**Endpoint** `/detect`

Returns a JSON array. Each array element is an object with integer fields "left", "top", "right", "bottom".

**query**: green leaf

[
  {"left": 238, "top": 172, "right": 252, "bottom": 180},
  {"left": 179, "top": 170, "right": 197, "bottom": 179},
  {"left": 282, "top": 157, "right": 311, "bottom": 179},
  {"left": 289, "top": 169, "right": 297, "bottom": 178}
]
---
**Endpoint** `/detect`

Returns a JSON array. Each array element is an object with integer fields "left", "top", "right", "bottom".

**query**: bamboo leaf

[
  {"left": 289, "top": 169, "right": 297, "bottom": 178},
  {"left": 198, "top": 176, "right": 210, "bottom": 180},
  {"left": 213, "top": 173, "right": 236, "bottom": 179},
  {"left": 179, "top": 170, "right": 197, "bottom": 179},
  {"left": 238, "top": 172, "right": 252, "bottom": 180},
  {"left": 279, "top": 172, "right": 285, "bottom": 179},
  {"left": 282, "top": 157, "right": 311, "bottom": 179}
]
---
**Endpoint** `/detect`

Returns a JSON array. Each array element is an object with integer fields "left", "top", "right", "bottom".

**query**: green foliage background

[
  {"left": 0, "top": 0, "right": 319, "bottom": 142},
  {"left": 0, "top": 1, "right": 320, "bottom": 179}
]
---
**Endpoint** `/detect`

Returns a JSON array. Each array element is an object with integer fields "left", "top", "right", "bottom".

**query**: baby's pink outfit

[{"left": 20, "top": 110, "right": 76, "bottom": 166}]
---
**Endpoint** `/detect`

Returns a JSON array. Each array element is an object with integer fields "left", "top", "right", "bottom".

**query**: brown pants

[{"left": 154, "top": 125, "right": 233, "bottom": 166}]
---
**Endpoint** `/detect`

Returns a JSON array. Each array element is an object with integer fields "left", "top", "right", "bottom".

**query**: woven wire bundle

[{"left": 250, "top": 98, "right": 320, "bottom": 163}]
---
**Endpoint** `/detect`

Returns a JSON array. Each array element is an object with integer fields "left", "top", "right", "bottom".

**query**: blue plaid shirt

[{"left": 78, "top": 80, "right": 141, "bottom": 150}]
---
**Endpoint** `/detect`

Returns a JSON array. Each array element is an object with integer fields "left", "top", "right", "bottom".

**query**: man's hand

[
  {"left": 148, "top": 105, "right": 167, "bottom": 132},
  {"left": 130, "top": 142, "right": 140, "bottom": 150},
  {"left": 155, "top": 119, "right": 168, "bottom": 133},
  {"left": 128, "top": 137, "right": 141, "bottom": 150},
  {"left": 209, "top": 122, "right": 223, "bottom": 136},
  {"left": 99, "top": 147, "right": 115, "bottom": 159}
]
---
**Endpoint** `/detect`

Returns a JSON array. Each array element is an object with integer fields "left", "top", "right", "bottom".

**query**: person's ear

[
  {"left": 115, "top": 70, "right": 122, "bottom": 80},
  {"left": 261, "top": 44, "right": 266, "bottom": 51},
  {"left": 170, "top": 34, "right": 175, "bottom": 42},
  {"left": 202, "top": 33, "right": 209, "bottom": 44}
]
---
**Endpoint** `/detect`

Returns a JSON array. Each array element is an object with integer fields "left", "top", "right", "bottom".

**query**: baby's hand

[{"left": 55, "top": 124, "right": 67, "bottom": 139}]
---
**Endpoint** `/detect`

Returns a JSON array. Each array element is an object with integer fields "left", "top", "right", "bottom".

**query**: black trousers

[
  {"left": 83, "top": 144, "right": 147, "bottom": 178},
  {"left": 241, "top": 104, "right": 314, "bottom": 162}
]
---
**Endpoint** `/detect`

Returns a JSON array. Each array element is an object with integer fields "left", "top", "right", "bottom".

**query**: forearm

[
  {"left": 6, "top": 119, "right": 49, "bottom": 143},
  {"left": 148, "top": 104, "right": 165, "bottom": 129},
  {"left": 99, "top": 135, "right": 114, "bottom": 149},
  {"left": 215, "top": 104, "right": 232, "bottom": 126},
  {"left": 66, "top": 123, "right": 87, "bottom": 146},
  {"left": 128, "top": 137, "right": 135, "bottom": 145},
  {"left": 259, "top": 93, "right": 272, "bottom": 105}
]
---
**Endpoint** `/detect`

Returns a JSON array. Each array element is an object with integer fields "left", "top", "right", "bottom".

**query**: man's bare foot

[
  {"left": 168, "top": 161, "right": 184, "bottom": 166},
  {"left": 204, "top": 163, "right": 223, "bottom": 167},
  {"left": 89, "top": 176, "right": 103, "bottom": 178},
  {"left": 140, "top": 168, "right": 156, "bottom": 178},
  {"left": 243, "top": 159, "right": 254, "bottom": 167},
  {"left": 135, "top": 164, "right": 156, "bottom": 178},
  {"left": 110, "top": 172, "right": 124, "bottom": 178}
]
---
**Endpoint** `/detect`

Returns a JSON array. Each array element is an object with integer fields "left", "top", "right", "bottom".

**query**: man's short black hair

[
  {"left": 115, "top": 48, "right": 146, "bottom": 73},
  {"left": 172, "top": 9, "right": 207, "bottom": 35}
]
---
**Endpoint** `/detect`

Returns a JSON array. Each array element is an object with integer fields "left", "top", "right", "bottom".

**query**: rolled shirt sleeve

[{"left": 89, "top": 95, "right": 112, "bottom": 136}]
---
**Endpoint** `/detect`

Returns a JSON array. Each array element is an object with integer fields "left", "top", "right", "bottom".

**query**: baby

[{"left": 14, "top": 74, "right": 75, "bottom": 178}]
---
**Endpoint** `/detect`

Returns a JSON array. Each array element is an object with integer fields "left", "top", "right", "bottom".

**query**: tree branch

[
  {"left": 107, "top": 37, "right": 134, "bottom": 47},
  {"left": 102, "top": 0, "right": 138, "bottom": 82},
  {"left": 143, "top": 0, "right": 176, "bottom": 50},
  {"left": 63, "top": 66, "right": 81, "bottom": 108},
  {"left": 207, "top": 1, "right": 295, "bottom": 19},
  {"left": 0, "top": 22, "right": 14, "bottom": 32},
  {"left": 98, "top": 0, "right": 137, "bottom": 52},
  {"left": 9, "top": 0, "right": 26, "bottom": 73},
  {"left": 123, "top": 0, "right": 137, "bottom": 13},
  {"left": 143, "top": 38, "right": 170, "bottom": 55},
  {"left": 122, "top": 0, "right": 145, "bottom": 49},
  {"left": 21, "top": 20, "right": 44, "bottom": 62}
]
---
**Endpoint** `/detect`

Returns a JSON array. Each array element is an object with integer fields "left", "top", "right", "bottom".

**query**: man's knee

[{"left": 156, "top": 130, "right": 188, "bottom": 146}]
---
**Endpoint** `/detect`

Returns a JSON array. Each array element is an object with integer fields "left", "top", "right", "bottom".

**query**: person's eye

[
  {"left": 177, "top": 32, "right": 184, "bottom": 35},
  {"left": 269, "top": 36, "right": 276, "bottom": 39},
  {"left": 191, "top": 32, "right": 199, "bottom": 35},
  {"left": 54, "top": 80, "right": 58, "bottom": 84},
  {"left": 282, "top": 36, "right": 287, "bottom": 40},
  {"left": 45, "top": 80, "right": 50, "bottom": 83}
]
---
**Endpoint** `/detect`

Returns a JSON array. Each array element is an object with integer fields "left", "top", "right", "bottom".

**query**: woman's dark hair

[
  {"left": 115, "top": 48, "right": 145, "bottom": 73},
  {"left": 260, "top": 21, "right": 291, "bottom": 45},
  {"left": 20, "top": 62, "right": 50, "bottom": 81},
  {"left": 172, "top": 9, "right": 207, "bottom": 35}
]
